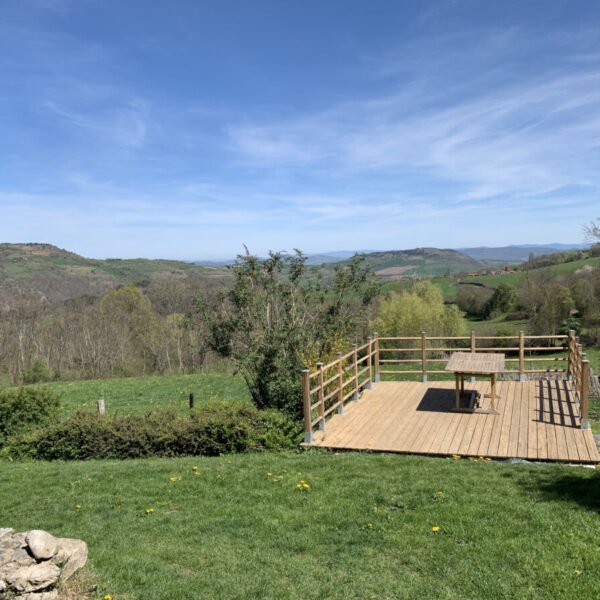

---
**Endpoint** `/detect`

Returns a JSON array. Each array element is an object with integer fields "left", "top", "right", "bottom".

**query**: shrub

[
  {"left": 22, "top": 359, "right": 56, "bottom": 384},
  {"left": 0, "top": 386, "right": 60, "bottom": 445},
  {"left": 7, "top": 402, "right": 301, "bottom": 460}
]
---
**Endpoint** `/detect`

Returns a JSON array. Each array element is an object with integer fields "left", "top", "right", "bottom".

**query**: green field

[
  {"left": 1, "top": 453, "right": 599, "bottom": 600},
  {"left": 27, "top": 373, "right": 249, "bottom": 416}
]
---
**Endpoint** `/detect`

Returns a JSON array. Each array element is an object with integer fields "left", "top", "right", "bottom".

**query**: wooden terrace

[{"left": 302, "top": 332, "right": 598, "bottom": 464}]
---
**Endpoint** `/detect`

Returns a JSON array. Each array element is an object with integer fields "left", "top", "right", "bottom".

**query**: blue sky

[{"left": 1, "top": 0, "right": 599, "bottom": 259}]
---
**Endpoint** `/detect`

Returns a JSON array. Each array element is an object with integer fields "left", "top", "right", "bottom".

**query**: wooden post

[
  {"left": 421, "top": 331, "right": 427, "bottom": 382},
  {"left": 373, "top": 332, "right": 380, "bottom": 382},
  {"left": 366, "top": 336, "right": 373, "bottom": 389},
  {"left": 97, "top": 398, "right": 105, "bottom": 416},
  {"left": 353, "top": 344, "right": 359, "bottom": 402},
  {"left": 302, "top": 369, "right": 313, "bottom": 444},
  {"left": 317, "top": 362, "right": 326, "bottom": 429},
  {"left": 581, "top": 360, "right": 590, "bottom": 430},
  {"left": 567, "top": 330, "right": 575, "bottom": 380},
  {"left": 518, "top": 330, "right": 526, "bottom": 382},
  {"left": 470, "top": 331, "right": 476, "bottom": 382},
  {"left": 189, "top": 392, "right": 195, "bottom": 410},
  {"left": 337, "top": 352, "right": 343, "bottom": 413}
]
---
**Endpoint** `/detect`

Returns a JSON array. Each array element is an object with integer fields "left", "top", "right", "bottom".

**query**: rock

[
  {"left": 55, "top": 537, "right": 88, "bottom": 581},
  {"left": 15, "top": 591, "right": 59, "bottom": 600},
  {"left": 0, "top": 528, "right": 14, "bottom": 540},
  {"left": 0, "top": 578, "right": 6, "bottom": 592},
  {"left": 6, "top": 562, "right": 60, "bottom": 592},
  {"left": 26, "top": 530, "right": 58, "bottom": 561}
]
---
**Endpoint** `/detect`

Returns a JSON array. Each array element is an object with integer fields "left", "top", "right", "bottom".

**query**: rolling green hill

[
  {"left": 356, "top": 247, "right": 483, "bottom": 279},
  {"left": 0, "top": 243, "right": 230, "bottom": 305}
]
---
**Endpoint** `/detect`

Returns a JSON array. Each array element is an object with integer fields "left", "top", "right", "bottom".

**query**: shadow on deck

[{"left": 311, "top": 380, "right": 599, "bottom": 464}]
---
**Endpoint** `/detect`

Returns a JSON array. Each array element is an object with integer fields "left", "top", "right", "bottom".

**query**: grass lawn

[
  {"left": 1, "top": 452, "right": 599, "bottom": 600},
  {"left": 26, "top": 373, "right": 249, "bottom": 416}
]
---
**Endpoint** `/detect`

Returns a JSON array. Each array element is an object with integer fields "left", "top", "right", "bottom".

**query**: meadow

[
  {"left": 2, "top": 453, "right": 599, "bottom": 599},
  {"left": 28, "top": 373, "right": 249, "bottom": 416}
]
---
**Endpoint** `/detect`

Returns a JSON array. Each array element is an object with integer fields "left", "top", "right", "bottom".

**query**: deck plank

[{"left": 310, "top": 379, "right": 598, "bottom": 463}]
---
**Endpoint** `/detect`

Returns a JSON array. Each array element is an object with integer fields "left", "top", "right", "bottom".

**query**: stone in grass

[
  {"left": 55, "top": 538, "right": 88, "bottom": 581},
  {"left": 0, "top": 528, "right": 15, "bottom": 540},
  {"left": 15, "top": 592, "right": 59, "bottom": 600},
  {"left": 6, "top": 562, "right": 60, "bottom": 593},
  {"left": 26, "top": 530, "right": 58, "bottom": 561}
]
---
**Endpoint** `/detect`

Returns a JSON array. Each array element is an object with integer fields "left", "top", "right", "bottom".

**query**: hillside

[
  {"left": 0, "top": 243, "right": 230, "bottom": 307},
  {"left": 460, "top": 243, "right": 589, "bottom": 262},
  {"left": 357, "top": 247, "right": 483, "bottom": 279}
]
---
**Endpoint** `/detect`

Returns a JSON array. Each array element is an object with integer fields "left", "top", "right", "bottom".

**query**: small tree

[
  {"left": 199, "top": 250, "right": 378, "bottom": 419},
  {"left": 373, "top": 281, "right": 467, "bottom": 337}
]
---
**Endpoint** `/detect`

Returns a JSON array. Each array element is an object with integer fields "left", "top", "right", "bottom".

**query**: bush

[
  {"left": 0, "top": 386, "right": 60, "bottom": 445},
  {"left": 6, "top": 402, "right": 301, "bottom": 460},
  {"left": 22, "top": 359, "right": 56, "bottom": 384}
]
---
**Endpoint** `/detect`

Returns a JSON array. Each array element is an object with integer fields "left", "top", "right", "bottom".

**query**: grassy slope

[
  {"left": 29, "top": 373, "right": 249, "bottom": 416},
  {"left": 1, "top": 453, "right": 599, "bottom": 600}
]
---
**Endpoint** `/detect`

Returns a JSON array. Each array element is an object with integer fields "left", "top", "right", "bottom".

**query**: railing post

[
  {"left": 421, "top": 331, "right": 427, "bottom": 383},
  {"left": 337, "top": 352, "right": 344, "bottom": 414},
  {"left": 567, "top": 330, "right": 575, "bottom": 380},
  {"left": 366, "top": 335, "right": 373, "bottom": 389},
  {"left": 353, "top": 343, "right": 359, "bottom": 402},
  {"left": 470, "top": 331, "right": 476, "bottom": 382},
  {"left": 519, "top": 330, "right": 526, "bottom": 382},
  {"left": 317, "top": 362, "right": 325, "bottom": 430},
  {"left": 581, "top": 359, "right": 590, "bottom": 430},
  {"left": 374, "top": 332, "right": 380, "bottom": 382},
  {"left": 302, "top": 369, "right": 313, "bottom": 444}
]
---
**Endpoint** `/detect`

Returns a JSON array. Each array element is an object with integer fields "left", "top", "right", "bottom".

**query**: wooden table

[{"left": 445, "top": 352, "right": 505, "bottom": 414}]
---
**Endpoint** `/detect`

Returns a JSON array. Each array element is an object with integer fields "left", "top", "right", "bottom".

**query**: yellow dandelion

[
  {"left": 295, "top": 483, "right": 302, "bottom": 489},
  {"left": 192, "top": 466, "right": 199, "bottom": 471},
  {"left": 169, "top": 476, "right": 180, "bottom": 482},
  {"left": 75, "top": 504, "right": 81, "bottom": 510},
  {"left": 452, "top": 454, "right": 461, "bottom": 460},
  {"left": 575, "top": 569, "right": 582, "bottom": 576},
  {"left": 367, "top": 523, "right": 373, "bottom": 529},
  {"left": 104, "top": 595, "right": 113, "bottom": 600},
  {"left": 431, "top": 526, "right": 441, "bottom": 533},
  {"left": 145, "top": 508, "right": 154, "bottom": 514},
  {"left": 302, "top": 483, "right": 310, "bottom": 489},
  {"left": 267, "top": 472, "right": 273, "bottom": 477}
]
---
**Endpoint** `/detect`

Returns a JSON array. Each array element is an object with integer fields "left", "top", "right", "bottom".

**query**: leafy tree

[
  {"left": 373, "top": 281, "right": 467, "bottom": 337},
  {"left": 199, "top": 250, "right": 378, "bottom": 419},
  {"left": 483, "top": 283, "right": 518, "bottom": 318}
]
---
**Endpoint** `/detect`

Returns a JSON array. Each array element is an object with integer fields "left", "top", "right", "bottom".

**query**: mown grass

[
  {"left": 1, "top": 452, "right": 599, "bottom": 599},
  {"left": 28, "top": 373, "right": 249, "bottom": 416}
]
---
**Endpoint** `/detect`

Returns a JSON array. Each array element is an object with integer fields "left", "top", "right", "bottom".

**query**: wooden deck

[{"left": 311, "top": 380, "right": 599, "bottom": 464}]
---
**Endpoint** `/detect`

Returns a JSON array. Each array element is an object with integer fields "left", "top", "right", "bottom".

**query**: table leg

[{"left": 455, "top": 374, "right": 460, "bottom": 409}]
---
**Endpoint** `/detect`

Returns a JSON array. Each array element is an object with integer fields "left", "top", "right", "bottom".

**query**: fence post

[
  {"left": 337, "top": 352, "right": 344, "bottom": 414},
  {"left": 519, "top": 330, "right": 526, "bottom": 382},
  {"left": 317, "top": 362, "right": 326, "bottom": 429},
  {"left": 353, "top": 344, "right": 359, "bottom": 402},
  {"left": 581, "top": 360, "right": 590, "bottom": 430},
  {"left": 189, "top": 392, "right": 195, "bottom": 410},
  {"left": 567, "top": 330, "right": 575, "bottom": 380},
  {"left": 97, "top": 398, "right": 105, "bottom": 416},
  {"left": 302, "top": 369, "right": 313, "bottom": 444},
  {"left": 470, "top": 331, "right": 476, "bottom": 382},
  {"left": 374, "top": 332, "right": 380, "bottom": 382},
  {"left": 421, "top": 331, "right": 427, "bottom": 383},
  {"left": 366, "top": 336, "right": 373, "bottom": 389}
]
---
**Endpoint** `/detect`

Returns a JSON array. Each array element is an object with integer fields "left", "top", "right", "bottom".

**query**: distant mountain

[
  {"left": 351, "top": 247, "right": 483, "bottom": 279},
  {"left": 0, "top": 243, "right": 229, "bottom": 307},
  {"left": 459, "top": 244, "right": 589, "bottom": 262}
]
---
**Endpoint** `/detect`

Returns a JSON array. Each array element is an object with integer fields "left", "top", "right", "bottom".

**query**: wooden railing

[
  {"left": 567, "top": 331, "right": 590, "bottom": 429},
  {"left": 301, "top": 338, "right": 375, "bottom": 443},
  {"left": 302, "top": 330, "right": 591, "bottom": 442},
  {"left": 376, "top": 331, "right": 570, "bottom": 379}
]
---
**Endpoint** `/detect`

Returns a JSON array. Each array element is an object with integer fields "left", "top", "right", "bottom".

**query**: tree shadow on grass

[{"left": 519, "top": 470, "right": 600, "bottom": 513}]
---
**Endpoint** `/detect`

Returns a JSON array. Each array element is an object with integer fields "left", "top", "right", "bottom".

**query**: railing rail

[{"left": 302, "top": 330, "right": 591, "bottom": 443}]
